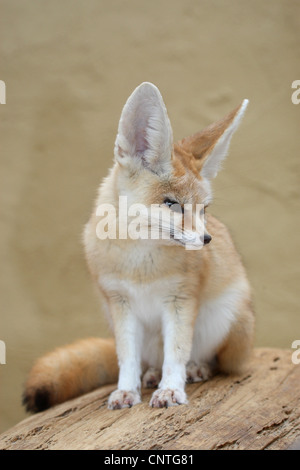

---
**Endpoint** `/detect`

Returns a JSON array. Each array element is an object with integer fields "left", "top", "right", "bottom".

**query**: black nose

[{"left": 204, "top": 234, "right": 212, "bottom": 245}]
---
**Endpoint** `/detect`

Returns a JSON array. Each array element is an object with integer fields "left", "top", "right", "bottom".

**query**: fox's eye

[{"left": 164, "top": 198, "right": 183, "bottom": 214}]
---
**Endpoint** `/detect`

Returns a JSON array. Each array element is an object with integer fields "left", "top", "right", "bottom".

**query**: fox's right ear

[
  {"left": 178, "top": 100, "right": 249, "bottom": 179},
  {"left": 114, "top": 82, "right": 173, "bottom": 176}
]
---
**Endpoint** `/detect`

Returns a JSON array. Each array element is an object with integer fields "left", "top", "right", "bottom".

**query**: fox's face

[{"left": 113, "top": 83, "right": 248, "bottom": 249}]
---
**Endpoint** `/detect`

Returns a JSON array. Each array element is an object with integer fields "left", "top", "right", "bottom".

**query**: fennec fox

[{"left": 23, "top": 83, "right": 254, "bottom": 412}]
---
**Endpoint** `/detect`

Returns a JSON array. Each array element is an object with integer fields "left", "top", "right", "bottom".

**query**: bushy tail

[{"left": 23, "top": 337, "right": 118, "bottom": 413}]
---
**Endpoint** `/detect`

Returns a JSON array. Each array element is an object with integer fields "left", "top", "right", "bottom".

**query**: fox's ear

[
  {"left": 179, "top": 100, "right": 249, "bottom": 179},
  {"left": 114, "top": 82, "right": 173, "bottom": 175}
]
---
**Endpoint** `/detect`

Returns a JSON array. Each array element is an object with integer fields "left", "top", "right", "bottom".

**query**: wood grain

[{"left": 1, "top": 348, "right": 299, "bottom": 450}]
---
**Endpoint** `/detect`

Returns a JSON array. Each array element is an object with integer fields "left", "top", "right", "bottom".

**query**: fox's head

[{"left": 113, "top": 82, "right": 248, "bottom": 249}]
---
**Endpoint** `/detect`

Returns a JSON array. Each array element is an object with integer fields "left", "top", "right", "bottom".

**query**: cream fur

[{"left": 83, "top": 83, "right": 254, "bottom": 409}]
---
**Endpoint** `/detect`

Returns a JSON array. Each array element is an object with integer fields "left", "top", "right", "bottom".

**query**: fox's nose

[{"left": 204, "top": 234, "right": 212, "bottom": 245}]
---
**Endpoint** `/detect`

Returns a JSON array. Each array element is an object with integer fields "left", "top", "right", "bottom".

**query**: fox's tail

[{"left": 23, "top": 337, "right": 118, "bottom": 413}]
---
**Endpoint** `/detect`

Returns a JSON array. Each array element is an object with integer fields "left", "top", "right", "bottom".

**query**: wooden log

[{"left": 0, "top": 348, "right": 299, "bottom": 450}]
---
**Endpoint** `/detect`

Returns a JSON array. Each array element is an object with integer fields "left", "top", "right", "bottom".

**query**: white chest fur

[
  {"left": 99, "top": 275, "right": 183, "bottom": 330},
  {"left": 100, "top": 274, "right": 248, "bottom": 367}
]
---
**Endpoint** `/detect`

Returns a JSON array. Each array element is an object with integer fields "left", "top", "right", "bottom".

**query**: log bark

[{"left": 1, "top": 348, "right": 300, "bottom": 450}]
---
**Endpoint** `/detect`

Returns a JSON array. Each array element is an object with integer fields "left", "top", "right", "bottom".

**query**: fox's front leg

[
  {"left": 150, "top": 300, "right": 196, "bottom": 408},
  {"left": 108, "top": 299, "right": 142, "bottom": 409}
]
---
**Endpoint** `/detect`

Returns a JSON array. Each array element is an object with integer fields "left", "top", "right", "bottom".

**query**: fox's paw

[
  {"left": 150, "top": 389, "right": 187, "bottom": 408},
  {"left": 142, "top": 367, "right": 161, "bottom": 388},
  {"left": 186, "top": 361, "right": 213, "bottom": 384},
  {"left": 108, "top": 390, "right": 141, "bottom": 410}
]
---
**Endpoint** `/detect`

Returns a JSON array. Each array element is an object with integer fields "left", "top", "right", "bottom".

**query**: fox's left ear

[
  {"left": 114, "top": 82, "right": 173, "bottom": 175},
  {"left": 178, "top": 100, "right": 249, "bottom": 179}
]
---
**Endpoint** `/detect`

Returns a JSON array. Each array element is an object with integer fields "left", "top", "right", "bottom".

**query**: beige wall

[{"left": 0, "top": 0, "right": 299, "bottom": 433}]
